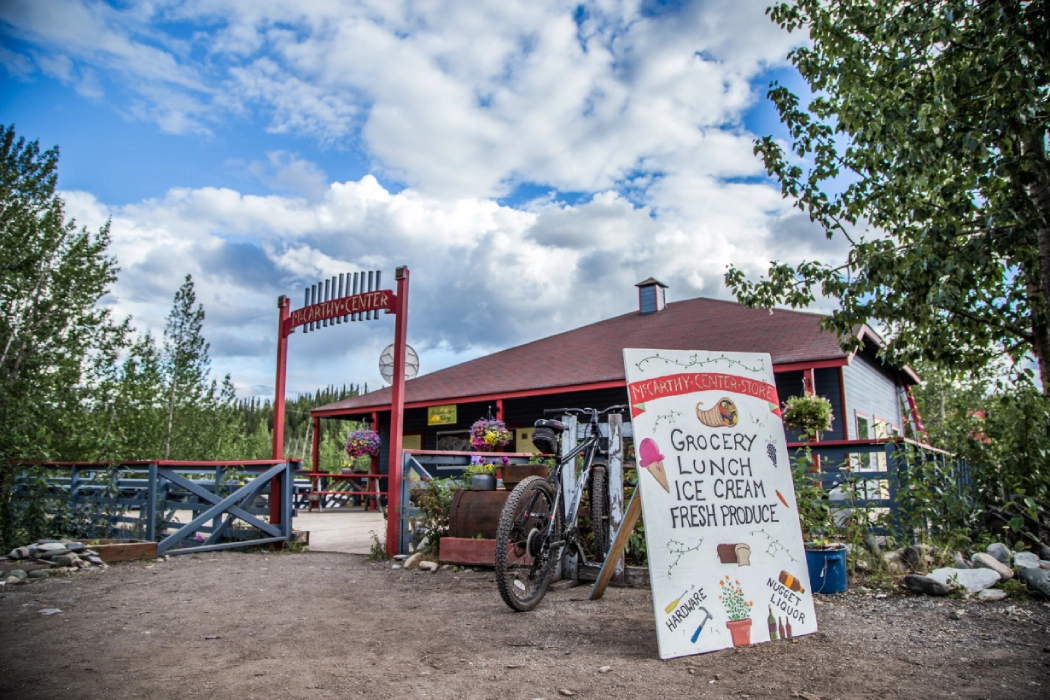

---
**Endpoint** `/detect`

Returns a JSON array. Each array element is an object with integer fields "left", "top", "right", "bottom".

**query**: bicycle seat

[{"left": 534, "top": 419, "right": 566, "bottom": 432}]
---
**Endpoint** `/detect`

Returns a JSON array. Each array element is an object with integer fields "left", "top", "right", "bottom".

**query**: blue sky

[{"left": 0, "top": 0, "right": 836, "bottom": 400}]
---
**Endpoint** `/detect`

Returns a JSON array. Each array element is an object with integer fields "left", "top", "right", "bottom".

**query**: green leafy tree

[
  {"left": 725, "top": 1, "right": 1050, "bottom": 390},
  {"left": 0, "top": 124, "right": 128, "bottom": 547}
]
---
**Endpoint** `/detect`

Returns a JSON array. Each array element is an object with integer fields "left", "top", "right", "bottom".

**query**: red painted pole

[
  {"left": 272, "top": 296, "right": 290, "bottom": 460},
  {"left": 271, "top": 295, "right": 290, "bottom": 534},
  {"left": 496, "top": 398, "right": 504, "bottom": 422},
  {"left": 385, "top": 266, "right": 409, "bottom": 557}
]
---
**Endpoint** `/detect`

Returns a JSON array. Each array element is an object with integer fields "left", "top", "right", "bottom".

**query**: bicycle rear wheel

[
  {"left": 495, "top": 476, "right": 560, "bottom": 612},
  {"left": 588, "top": 463, "right": 611, "bottom": 562}
]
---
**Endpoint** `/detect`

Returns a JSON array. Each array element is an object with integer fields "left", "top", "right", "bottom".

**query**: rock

[
  {"left": 903, "top": 574, "right": 950, "bottom": 596},
  {"left": 65, "top": 542, "right": 86, "bottom": 553},
  {"left": 948, "top": 610, "right": 962, "bottom": 621},
  {"left": 863, "top": 533, "right": 881, "bottom": 556},
  {"left": 418, "top": 561, "right": 438, "bottom": 572},
  {"left": 977, "top": 588, "right": 1007, "bottom": 601},
  {"left": 1040, "top": 545, "right": 1050, "bottom": 561},
  {"left": 883, "top": 550, "right": 904, "bottom": 573},
  {"left": 8, "top": 547, "right": 30, "bottom": 560},
  {"left": 972, "top": 552, "right": 1014, "bottom": 581},
  {"left": 1018, "top": 567, "right": 1050, "bottom": 599},
  {"left": 51, "top": 554, "right": 80, "bottom": 567},
  {"left": 900, "top": 546, "right": 924, "bottom": 571},
  {"left": 403, "top": 552, "right": 424, "bottom": 570},
  {"left": 37, "top": 548, "right": 69, "bottom": 559},
  {"left": 392, "top": 554, "right": 409, "bottom": 561},
  {"left": 952, "top": 551, "right": 971, "bottom": 569},
  {"left": 3, "top": 576, "right": 20, "bottom": 585},
  {"left": 598, "top": 666, "right": 612, "bottom": 673},
  {"left": 36, "top": 542, "right": 66, "bottom": 552},
  {"left": 1014, "top": 552, "right": 1042, "bottom": 569},
  {"left": 87, "top": 556, "right": 104, "bottom": 566},
  {"left": 985, "top": 543, "right": 1011, "bottom": 565},
  {"left": 28, "top": 570, "right": 51, "bottom": 579},
  {"left": 928, "top": 567, "right": 1000, "bottom": 595},
  {"left": 38, "top": 608, "right": 62, "bottom": 615},
  {"left": 6, "top": 569, "right": 27, "bottom": 581}
]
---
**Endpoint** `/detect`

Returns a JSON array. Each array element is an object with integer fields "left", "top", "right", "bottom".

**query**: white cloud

[{"left": 57, "top": 165, "right": 835, "bottom": 398}]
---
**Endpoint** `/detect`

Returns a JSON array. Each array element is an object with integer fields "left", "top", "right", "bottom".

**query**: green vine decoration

[
  {"left": 748, "top": 528, "right": 799, "bottom": 564},
  {"left": 666, "top": 537, "right": 704, "bottom": 577},
  {"left": 634, "top": 352, "right": 765, "bottom": 374},
  {"left": 654, "top": 409, "right": 683, "bottom": 427}
]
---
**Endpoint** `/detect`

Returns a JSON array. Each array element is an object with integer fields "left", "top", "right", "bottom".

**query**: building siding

[{"left": 842, "top": 350, "right": 904, "bottom": 433}]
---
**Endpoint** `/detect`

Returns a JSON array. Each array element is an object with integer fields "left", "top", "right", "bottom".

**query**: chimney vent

[{"left": 635, "top": 278, "right": 668, "bottom": 315}]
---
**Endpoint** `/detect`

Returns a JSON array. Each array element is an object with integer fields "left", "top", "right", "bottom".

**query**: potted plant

[
  {"left": 469, "top": 417, "right": 512, "bottom": 452},
  {"left": 464, "top": 455, "right": 500, "bottom": 490},
  {"left": 781, "top": 394, "right": 833, "bottom": 441},
  {"left": 346, "top": 429, "right": 381, "bottom": 459},
  {"left": 719, "top": 577, "right": 754, "bottom": 647}
]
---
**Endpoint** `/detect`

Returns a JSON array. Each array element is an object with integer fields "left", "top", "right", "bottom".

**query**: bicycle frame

[{"left": 540, "top": 413, "right": 605, "bottom": 558}]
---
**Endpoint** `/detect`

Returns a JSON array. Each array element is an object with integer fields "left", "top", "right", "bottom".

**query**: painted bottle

[
  {"left": 767, "top": 605, "right": 778, "bottom": 641},
  {"left": 778, "top": 617, "right": 786, "bottom": 640},
  {"left": 779, "top": 570, "right": 806, "bottom": 593},
  {"left": 786, "top": 619, "right": 793, "bottom": 639}
]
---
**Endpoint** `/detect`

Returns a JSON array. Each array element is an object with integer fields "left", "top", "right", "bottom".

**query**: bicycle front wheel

[
  {"left": 588, "top": 463, "right": 611, "bottom": 562},
  {"left": 495, "top": 476, "right": 560, "bottom": 612}
]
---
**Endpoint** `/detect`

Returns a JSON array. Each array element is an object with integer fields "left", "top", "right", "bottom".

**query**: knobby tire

[
  {"left": 495, "top": 476, "right": 560, "bottom": 612},
  {"left": 588, "top": 463, "right": 611, "bottom": 562}
]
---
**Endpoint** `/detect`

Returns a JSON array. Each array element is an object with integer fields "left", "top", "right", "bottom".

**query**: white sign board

[{"left": 623, "top": 349, "right": 817, "bottom": 659}]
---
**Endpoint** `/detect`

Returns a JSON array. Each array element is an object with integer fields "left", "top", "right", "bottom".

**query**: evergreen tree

[{"left": 160, "top": 274, "right": 210, "bottom": 459}]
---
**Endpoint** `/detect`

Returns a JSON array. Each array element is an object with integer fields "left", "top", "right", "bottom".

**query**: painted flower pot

[{"left": 726, "top": 618, "right": 752, "bottom": 647}]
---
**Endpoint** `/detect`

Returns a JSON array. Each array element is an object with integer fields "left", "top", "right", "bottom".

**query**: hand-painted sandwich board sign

[{"left": 623, "top": 349, "right": 816, "bottom": 660}]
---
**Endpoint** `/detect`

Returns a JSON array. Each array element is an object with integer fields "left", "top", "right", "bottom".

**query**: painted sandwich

[{"left": 638, "top": 437, "right": 670, "bottom": 492}]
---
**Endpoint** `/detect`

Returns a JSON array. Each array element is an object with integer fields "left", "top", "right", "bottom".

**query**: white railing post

[
  {"left": 559, "top": 414, "right": 578, "bottom": 582},
  {"left": 607, "top": 413, "right": 625, "bottom": 582}
]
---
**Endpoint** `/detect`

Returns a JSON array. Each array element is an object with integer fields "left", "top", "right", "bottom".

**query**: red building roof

[{"left": 314, "top": 296, "right": 903, "bottom": 417}]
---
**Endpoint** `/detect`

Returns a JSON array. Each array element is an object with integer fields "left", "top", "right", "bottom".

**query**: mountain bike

[{"left": 495, "top": 404, "right": 628, "bottom": 612}]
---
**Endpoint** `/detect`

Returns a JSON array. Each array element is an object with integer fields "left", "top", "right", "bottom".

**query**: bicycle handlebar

[{"left": 542, "top": 404, "right": 628, "bottom": 417}]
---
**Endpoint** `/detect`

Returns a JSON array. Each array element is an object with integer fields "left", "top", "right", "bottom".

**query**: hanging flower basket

[
  {"left": 346, "top": 429, "right": 381, "bottom": 458},
  {"left": 469, "top": 418, "right": 512, "bottom": 452}
]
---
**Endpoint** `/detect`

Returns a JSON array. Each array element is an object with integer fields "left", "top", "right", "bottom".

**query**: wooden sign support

[{"left": 590, "top": 487, "right": 642, "bottom": 600}]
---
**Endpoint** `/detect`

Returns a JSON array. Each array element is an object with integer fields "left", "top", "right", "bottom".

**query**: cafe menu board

[{"left": 623, "top": 349, "right": 817, "bottom": 659}]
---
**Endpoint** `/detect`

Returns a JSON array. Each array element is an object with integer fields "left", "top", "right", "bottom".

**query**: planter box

[
  {"left": 90, "top": 539, "right": 158, "bottom": 563},
  {"left": 439, "top": 537, "right": 496, "bottom": 566}
]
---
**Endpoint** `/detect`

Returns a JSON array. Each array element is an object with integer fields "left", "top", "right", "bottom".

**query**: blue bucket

[{"left": 806, "top": 546, "right": 847, "bottom": 594}]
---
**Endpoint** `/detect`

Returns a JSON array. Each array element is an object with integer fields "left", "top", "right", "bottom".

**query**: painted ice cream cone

[{"left": 638, "top": 438, "right": 670, "bottom": 493}]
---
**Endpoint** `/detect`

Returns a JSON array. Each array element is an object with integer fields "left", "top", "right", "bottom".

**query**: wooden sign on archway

[{"left": 273, "top": 266, "right": 410, "bottom": 557}]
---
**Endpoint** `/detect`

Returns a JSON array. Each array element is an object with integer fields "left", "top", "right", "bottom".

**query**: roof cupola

[{"left": 635, "top": 277, "right": 668, "bottom": 315}]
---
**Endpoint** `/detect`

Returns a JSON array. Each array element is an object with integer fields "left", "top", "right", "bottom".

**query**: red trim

[
  {"left": 774, "top": 359, "right": 848, "bottom": 372},
  {"left": 904, "top": 385, "right": 928, "bottom": 440},
  {"left": 310, "top": 379, "right": 629, "bottom": 418},
  {"left": 496, "top": 398, "right": 504, "bottom": 422}
]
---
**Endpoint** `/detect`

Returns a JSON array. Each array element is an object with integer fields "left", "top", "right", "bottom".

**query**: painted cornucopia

[{"left": 696, "top": 397, "right": 739, "bottom": 427}]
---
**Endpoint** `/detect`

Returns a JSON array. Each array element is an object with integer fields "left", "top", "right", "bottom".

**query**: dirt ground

[{"left": 2, "top": 551, "right": 1049, "bottom": 699}]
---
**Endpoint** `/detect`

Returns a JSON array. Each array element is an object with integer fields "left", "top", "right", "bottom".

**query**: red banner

[
  {"left": 628, "top": 372, "right": 778, "bottom": 418},
  {"left": 283, "top": 290, "right": 395, "bottom": 336}
]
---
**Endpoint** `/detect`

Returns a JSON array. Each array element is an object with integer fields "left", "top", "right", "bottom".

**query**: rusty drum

[{"left": 447, "top": 489, "right": 511, "bottom": 539}]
